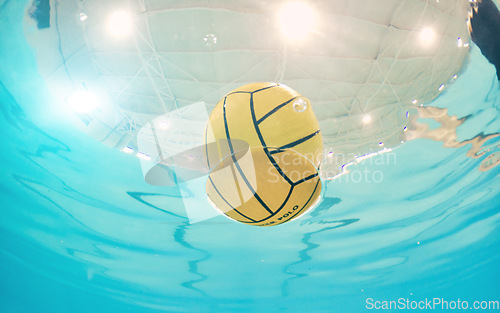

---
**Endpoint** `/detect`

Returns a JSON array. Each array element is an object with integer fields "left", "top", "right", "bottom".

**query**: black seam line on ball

[
  {"left": 228, "top": 153, "right": 248, "bottom": 214},
  {"left": 288, "top": 178, "right": 321, "bottom": 222},
  {"left": 245, "top": 186, "right": 294, "bottom": 224},
  {"left": 249, "top": 174, "right": 319, "bottom": 225},
  {"left": 208, "top": 176, "right": 256, "bottom": 222},
  {"left": 278, "top": 130, "right": 320, "bottom": 150},
  {"left": 223, "top": 96, "right": 274, "bottom": 215},
  {"left": 292, "top": 172, "right": 319, "bottom": 187},
  {"left": 249, "top": 93, "right": 294, "bottom": 187},
  {"left": 269, "top": 149, "right": 285, "bottom": 155},
  {"left": 251, "top": 84, "right": 278, "bottom": 94},
  {"left": 256, "top": 97, "right": 297, "bottom": 125}
]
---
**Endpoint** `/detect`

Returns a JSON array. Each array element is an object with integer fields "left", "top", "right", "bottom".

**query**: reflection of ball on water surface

[
  {"left": 205, "top": 83, "right": 323, "bottom": 226},
  {"left": 207, "top": 148, "right": 322, "bottom": 226}
]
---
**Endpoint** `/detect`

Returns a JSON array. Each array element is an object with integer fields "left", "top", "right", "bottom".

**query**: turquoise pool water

[{"left": 1, "top": 1, "right": 499, "bottom": 312}]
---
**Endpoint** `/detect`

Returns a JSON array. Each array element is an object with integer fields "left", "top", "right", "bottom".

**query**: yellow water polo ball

[{"left": 204, "top": 82, "right": 323, "bottom": 226}]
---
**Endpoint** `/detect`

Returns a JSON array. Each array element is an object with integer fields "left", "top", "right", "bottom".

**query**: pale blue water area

[{"left": 1, "top": 1, "right": 499, "bottom": 312}]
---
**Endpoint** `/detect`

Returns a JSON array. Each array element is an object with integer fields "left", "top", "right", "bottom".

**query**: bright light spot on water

[
  {"left": 419, "top": 27, "right": 436, "bottom": 46},
  {"left": 362, "top": 114, "right": 372, "bottom": 124},
  {"left": 122, "top": 146, "right": 134, "bottom": 154},
  {"left": 107, "top": 11, "right": 133, "bottom": 38},
  {"left": 279, "top": 2, "right": 315, "bottom": 41},
  {"left": 158, "top": 121, "right": 169, "bottom": 129},
  {"left": 68, "top": 90, "right": 98, "bottom": 113},
  {"left": 136, "top": 152, "right": 151, "bottom": 161},
  {"left": 79, "top": 12, "right": 88, "bottom": 22}
]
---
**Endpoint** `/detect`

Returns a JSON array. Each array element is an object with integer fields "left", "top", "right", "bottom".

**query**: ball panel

[
  {"left": 225, "top": 196, "right": 274, "bottom": 222},
  {"left": 205, "top": 92, "right": 261, "bottom": 168},
  {"left": 224, "top": 92, "right": 263, "bottom": 147},
  {"left": 267, "top": 149, "right": 321, "bottom": 185},
  {"left": 208, "top": 156, "right": 257, "bottom": 210},
  {"left": 206, "top": 177, "right": 255, "bottom": 223},
  {"left": 204, "top": 98, "right": 226, "bottom": 169},
  {"left": 207, "top": 148, "right": 293, "bottom": 221},
  {"left": 269, "top": 135, "right": 323, "bottom": 171},
  {"left": 251, "top": 83, "right": 300, "bottom": 122},
  {"left": 204, "top": 122, "right": 217, "bottom": 168},
  {"left": 253, "top": 177, "right": 322, "bottom": 227},
  {"left": 241, "top": 148, "right": 293, "bottom": 210},
  {"left": 258, "top": 102, "right": 323, "bottom": 167},
  {"left": 207, "top": 175, "right": 273, "bottom": 223}
]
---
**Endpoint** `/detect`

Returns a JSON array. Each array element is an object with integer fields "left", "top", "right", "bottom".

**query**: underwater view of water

[{"left": 1, "top": 1, "right": 499, "bottom": 312}]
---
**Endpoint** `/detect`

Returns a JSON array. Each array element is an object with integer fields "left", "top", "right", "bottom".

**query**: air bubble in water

[
  {"left": 293, "top": 98, "right": 308, "bottom": 112},
  {"left": 204, "top": 33, "right": 217, "bottom": 46},
  {"left": 79, "top": 12, "right": 88, "bottom": 22}
]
